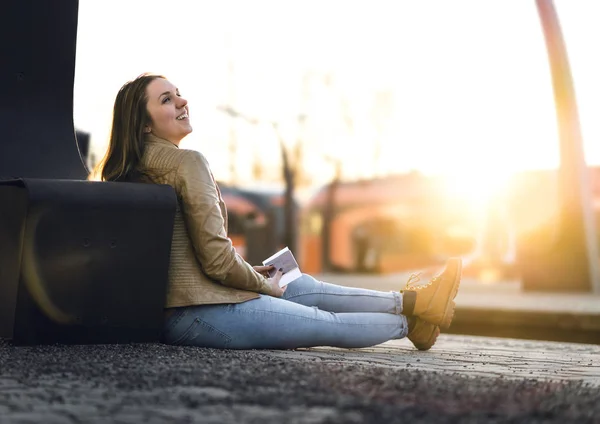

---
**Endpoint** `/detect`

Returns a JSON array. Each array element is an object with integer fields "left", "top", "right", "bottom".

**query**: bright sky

[{"left": 74, "top": 0, "right": 600, "bottom": 191}]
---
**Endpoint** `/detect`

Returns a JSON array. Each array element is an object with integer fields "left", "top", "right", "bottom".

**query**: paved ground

[
  {"left": 1, "top": 335, "right": 599, "bottom": 423},
  {"left": 2, "top": 273, "right": 599, "bottom": 423}
]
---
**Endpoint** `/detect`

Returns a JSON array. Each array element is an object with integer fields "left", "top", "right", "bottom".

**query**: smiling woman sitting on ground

[{"left": 95, "top": 73, "right": 462, "bottom": 351}]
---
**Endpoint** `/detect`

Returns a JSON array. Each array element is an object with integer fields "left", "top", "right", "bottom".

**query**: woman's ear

[{"left": 144, "top": 126, "right": 151, "bottom": 134}]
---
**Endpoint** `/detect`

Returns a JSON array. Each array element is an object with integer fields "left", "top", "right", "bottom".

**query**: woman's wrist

[{"left": 261, "top": 277, "right": 276, "bottom": 296}]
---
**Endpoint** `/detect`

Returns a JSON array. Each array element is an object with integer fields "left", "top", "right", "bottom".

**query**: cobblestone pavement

[
  {"left": 1, "top": 335, "right": 599, "bottom": 423},
  {"left": 274, "top": 335, "right": 600, "bottom": 386}
]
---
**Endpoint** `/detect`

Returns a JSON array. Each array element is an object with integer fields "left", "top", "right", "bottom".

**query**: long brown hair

[{"left": 95, "top": 73, "right": 165, "bottom": 182}]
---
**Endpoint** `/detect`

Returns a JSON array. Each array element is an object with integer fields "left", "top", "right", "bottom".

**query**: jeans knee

[
  {"left": 300, "top": 273, "right": 316, "bottom": 282},
  {"left": 296, "top": 273, "right": 321, "bottom": 289},
  {"left": 283, "top": 273, "right": 319, "bottom": 299}
]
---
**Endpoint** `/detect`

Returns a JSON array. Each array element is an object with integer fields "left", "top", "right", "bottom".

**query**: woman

[{"left": 97, "top": 73, "right": 462, "bottom": 351}]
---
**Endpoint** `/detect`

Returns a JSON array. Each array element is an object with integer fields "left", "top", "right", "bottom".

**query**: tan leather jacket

[{"left": 141, "top": 134, "right": 275, "bottom": 307}]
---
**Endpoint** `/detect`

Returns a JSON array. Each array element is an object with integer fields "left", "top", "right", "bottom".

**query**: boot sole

[
  {"left": 439, "top": 258, "right": 462, "bottom": 329},
  {"left": 413, "top": 325, "right": 440, "bottom": 351}
]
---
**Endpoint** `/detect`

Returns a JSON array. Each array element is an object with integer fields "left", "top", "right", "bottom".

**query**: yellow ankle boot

[{"left": 402, "top": 258, "right": 462, "bottom": 329}]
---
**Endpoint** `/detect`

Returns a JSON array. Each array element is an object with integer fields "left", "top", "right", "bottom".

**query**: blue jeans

[{"left": 162, "top": 274, "right": 408, "bottom": 349}]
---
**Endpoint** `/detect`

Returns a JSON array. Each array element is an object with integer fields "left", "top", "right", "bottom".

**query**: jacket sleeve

[{"left": 175, "top": 150, "right": 276, "bottom": 295}]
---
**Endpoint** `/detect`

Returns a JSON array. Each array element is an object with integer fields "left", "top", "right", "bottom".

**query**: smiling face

[{"left": 144, "top": 78, "right": 192, "bottom": 145}]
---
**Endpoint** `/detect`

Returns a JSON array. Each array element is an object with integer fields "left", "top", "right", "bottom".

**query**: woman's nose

[{"left": 178, "top": 96, "right": 188, "bottom": 108}]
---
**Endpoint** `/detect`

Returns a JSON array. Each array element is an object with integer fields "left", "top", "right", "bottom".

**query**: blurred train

[
  {"left": 296, "top": 167, "right": 600, "bottom": 279},
  {"left": 298, "top": 172, "right": 478, "bottom": 275}
]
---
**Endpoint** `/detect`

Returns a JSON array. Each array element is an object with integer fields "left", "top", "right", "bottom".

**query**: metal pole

[{"left": 535, "top": 0, "right": 600, "bottom": 293}]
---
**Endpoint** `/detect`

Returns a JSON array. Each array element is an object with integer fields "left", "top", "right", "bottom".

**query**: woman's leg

[
  {"left": 282, "top": 273, "right": 404, "bottom": 315},
  {"left": 162, "top": 295, "right": 408, "bottom": 350}
]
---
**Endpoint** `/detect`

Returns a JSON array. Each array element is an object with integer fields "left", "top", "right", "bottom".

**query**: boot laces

[{"left": 405, "top": 271, "right": 438, "bottom": 290}]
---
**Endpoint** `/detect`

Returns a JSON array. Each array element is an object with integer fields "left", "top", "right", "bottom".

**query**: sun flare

[{"left": 440, "top": 166, "right": 514, "bottom": 210}]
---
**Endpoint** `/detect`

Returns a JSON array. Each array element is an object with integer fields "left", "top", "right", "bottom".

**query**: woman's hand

[
  {"left": 253, "top": 265, "right": 274, "bottom": 277},
  {"left": 267, "top": 269, "right": 286, "bottom": 297},
  {"left": 254, "top": 265, "right": 286, "bottom": 297}
]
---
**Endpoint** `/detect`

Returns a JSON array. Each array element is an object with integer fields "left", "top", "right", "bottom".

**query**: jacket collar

[{"left": 144, "top": 133, "right": 179, "bottom": 149}]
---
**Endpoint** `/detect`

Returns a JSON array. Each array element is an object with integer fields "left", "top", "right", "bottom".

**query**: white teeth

[{"left": 176, "top": 113, "right": 188, "bottom": 120}]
